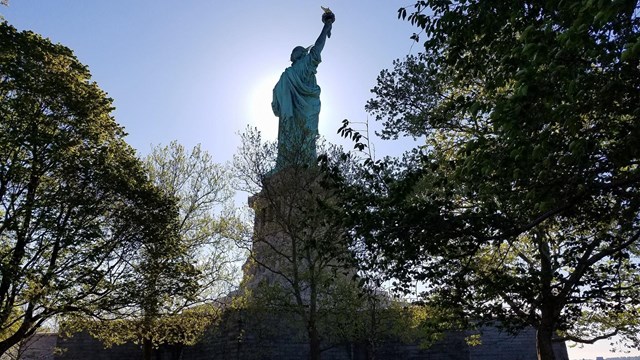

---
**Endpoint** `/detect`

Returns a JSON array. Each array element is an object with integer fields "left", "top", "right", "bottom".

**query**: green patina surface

[{"left": 270, "top": 10, "right": 334, "bottom": 173}]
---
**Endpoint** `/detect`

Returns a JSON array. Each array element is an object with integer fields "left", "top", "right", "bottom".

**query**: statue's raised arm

[
  {"left": 312, "top": 7, "right": 335, "bottom": 56},
  {"left": 270, "top": 8, "right": 336, "bottom": 174}
]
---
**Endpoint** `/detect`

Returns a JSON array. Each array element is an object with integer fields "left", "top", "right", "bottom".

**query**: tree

[
  {"left": 0, "top": 22, "right": 178, "bottom": 356},
  {"left": 144, "top": 142, "right": 239, "bottom": 298},
  {"left": 65, "top": 304, "right": 223, "bottom": 359},
  {"left": 335, "top": 2, "right": 640, "bottom": 360},
  {"left": 68, "top": 142, "right": 242, "bottom": 360},
  {"left": 234, "top": 128, "right": 360, "bottom": 360},
  {"left": 138, "top": 142, "right": 241, "bottom": 359},
  {"left": 236, "top": 128, "right": 466, "bottom": 359}
]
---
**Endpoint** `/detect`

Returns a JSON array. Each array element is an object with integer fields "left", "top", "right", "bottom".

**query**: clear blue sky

[
  {"left": 3, "top": 0, "right": 417, "bottom": 161},
  {"left": 2, "top": 2, "right": 636, "bottom": 359}
]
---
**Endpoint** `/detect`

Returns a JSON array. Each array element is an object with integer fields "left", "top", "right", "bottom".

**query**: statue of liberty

[{"left": 271, "top": 8, "right": 335, "bottom": 172}]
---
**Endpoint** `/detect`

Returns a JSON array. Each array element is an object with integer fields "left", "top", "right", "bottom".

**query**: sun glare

[{"left": 248, "top": 73, "right": 280, "bottom": 141}]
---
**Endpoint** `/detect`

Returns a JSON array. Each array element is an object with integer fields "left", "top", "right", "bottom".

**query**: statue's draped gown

[{"left": 271, "top": 47, "right": 322, "bottom": 171}]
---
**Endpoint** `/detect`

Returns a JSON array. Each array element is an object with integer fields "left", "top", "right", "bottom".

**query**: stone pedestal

[{"left": 241, "top": 167, "right": 349, "bottom": 291}]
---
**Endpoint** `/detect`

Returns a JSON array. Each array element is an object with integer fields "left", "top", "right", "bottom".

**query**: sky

[
  {"left": 2, "top": 1, "right": 637, "bottom": 359},
  {"left": 3, "top": 0, "right": 418, "bottom": 162}
]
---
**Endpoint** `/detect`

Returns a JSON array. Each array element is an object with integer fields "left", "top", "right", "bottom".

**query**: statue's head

[{"left": 290, "top": 46, "right": 307, "bottom": 63}]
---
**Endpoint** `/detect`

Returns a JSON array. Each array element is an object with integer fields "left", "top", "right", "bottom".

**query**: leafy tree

[
  {"left": 0, "top": 22, "right": 178, "bottom": 356},
  {"left": 335, "top": 1, "right": 640, "bottom": 360},
  {"left": 235, "top": 129, "right": 466, "bottom": 359},
  {"left": 234, "top": 128, "right": 360, "bottom": 360},
  {"left": 68, "top": 142, "right": 242, "bottom": 360},
  {"left": 138, "top": 142, "right": 241, "bottom": 359},
  {"left": 143, "top": 142, "right": 241, "bottom": 300},
  {"left": 64, "top": 304, "right": 222, "bottom": 355}
]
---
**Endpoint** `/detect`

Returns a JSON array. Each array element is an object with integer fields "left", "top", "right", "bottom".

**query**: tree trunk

[
  {"left": 536, "top": 326, "right": 556, "bottom": 360},
  {"left": 0, "top": 323, "right": 30, "bottom": 358},
  {"left": 308, "top": 321, "right": 321, "bottom": 360},
  {"left": 143, "top": 337, "right": 153, "bottom": 360},
  {"left": 366, "top": 338, "right": 376, "bottom": 360},
  {"left": 367, "top": 300, "right": 377, "bottom": 360},
  {"left": 0, "top": 341, "right": 15, "bottom": 358},
  {"left": 536, "top": 232, "right": 557, "bottom": 360}
]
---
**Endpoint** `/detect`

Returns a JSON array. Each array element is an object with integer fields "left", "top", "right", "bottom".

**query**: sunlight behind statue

[{"left": 271, "top": 8, "right": 335, "bottom": 173}]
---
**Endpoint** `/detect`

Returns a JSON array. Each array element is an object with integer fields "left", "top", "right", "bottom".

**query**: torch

[{"left": 321, "top": 6, "right": 335, "bottom": 38}]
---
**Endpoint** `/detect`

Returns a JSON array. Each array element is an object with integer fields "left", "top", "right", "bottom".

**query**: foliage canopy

[
  {"left": 336, "top": 1, "right": 640, "bottom": 359},
  {"left": 0, "top": 21, "right": 178, "bottom": 355}
]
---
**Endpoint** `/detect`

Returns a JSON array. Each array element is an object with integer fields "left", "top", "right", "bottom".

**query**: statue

[{"left": 271, "top": 7, "right": 335, "bottom": 173}]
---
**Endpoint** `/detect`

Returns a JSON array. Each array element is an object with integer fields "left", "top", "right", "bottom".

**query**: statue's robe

[{"left": 271, "top": 47, "right": 322, "bottom": 171}]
